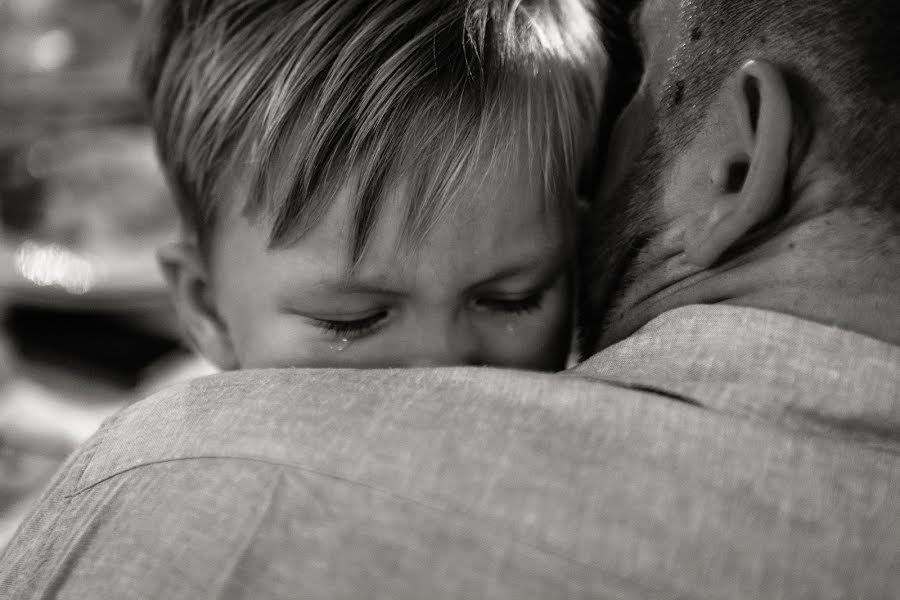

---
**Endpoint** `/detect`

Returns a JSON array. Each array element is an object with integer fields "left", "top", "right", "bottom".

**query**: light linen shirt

[{"left": 1, "top": 305, "right": 898, "bottom": 599}]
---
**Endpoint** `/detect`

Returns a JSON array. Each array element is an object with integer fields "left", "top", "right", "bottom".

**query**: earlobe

[
  {"left": 158, "top": 242, "right": 239, "bottom": 370},
  {"left": 684, "top": 60, "right": 793, "bottom": 268}
]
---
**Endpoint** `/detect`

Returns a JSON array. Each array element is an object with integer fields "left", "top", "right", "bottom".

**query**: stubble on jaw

[{"left": 578, "top": 125, "right": 665, "bottom": 354}]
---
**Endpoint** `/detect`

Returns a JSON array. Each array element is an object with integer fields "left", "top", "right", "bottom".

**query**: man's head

[
  {"left": 134, "top": 0, "right": 607, "bottom": 369},
  {"left": 582, "top": 0, "right": 900, "bottom": 351}
]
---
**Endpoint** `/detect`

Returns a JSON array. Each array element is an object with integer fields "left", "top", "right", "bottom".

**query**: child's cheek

[
  {"left": 236, "top": 319, "right": 331, "bottom": 369},
  {"left": 500, "top": 285, "right": 573, "bottom": 371}
]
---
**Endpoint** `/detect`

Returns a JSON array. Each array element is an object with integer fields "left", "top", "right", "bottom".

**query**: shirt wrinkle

[
  {"left": 211, "top": 466, "right": 285, "bottom": 600},
  {"left": 64, "top": 454, "right": 620, "bottom": 575},
  {"left": 572, "top": 305, "right": 900, "bottom": 449}
]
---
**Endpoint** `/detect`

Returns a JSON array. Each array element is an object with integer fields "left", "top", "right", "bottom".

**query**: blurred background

[{"left": 0, "top": 0, "right": 212, "bottom": 547}]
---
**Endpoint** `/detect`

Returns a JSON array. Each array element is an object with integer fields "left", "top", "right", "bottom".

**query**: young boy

[{"left": 135, "top": 0, "right": 606, "bottom": 371}]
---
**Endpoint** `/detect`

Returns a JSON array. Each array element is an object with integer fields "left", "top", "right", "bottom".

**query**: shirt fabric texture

[{"left": 1, "top": 305, "right": 898, "bottom": 599}]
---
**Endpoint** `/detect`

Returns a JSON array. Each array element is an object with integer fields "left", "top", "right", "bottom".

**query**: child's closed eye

[
  {"left": 473, "top": 289, "right": 546, "bottom": 315},
  {"left": 313, "top": 310, "right": 390, "bottom": 339}
]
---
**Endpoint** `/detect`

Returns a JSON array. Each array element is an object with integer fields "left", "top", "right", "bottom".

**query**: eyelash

[
  {"left": 311, "top": 288, "right": 548, "bottom": 339},
  {"left": 315, "top": 312, "right": 387, "bottom": 339},
  {"left": 476, "top": 289, "right": 546, "bottom": 315}
]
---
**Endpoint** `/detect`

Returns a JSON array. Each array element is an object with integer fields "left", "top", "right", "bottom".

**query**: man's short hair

[
  {"left": 134, "top": 0, "right": 607, "bottom": 258},
  {"left": 653, "top": 0, "right": 900, "bottom": 214}
]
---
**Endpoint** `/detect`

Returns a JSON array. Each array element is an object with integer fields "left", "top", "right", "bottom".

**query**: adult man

[{"left": 1, "top": 1, "right": 898, "bottom": 598}]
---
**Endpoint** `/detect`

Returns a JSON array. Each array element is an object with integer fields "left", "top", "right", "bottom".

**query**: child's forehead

[
  {"left": 338, "top": 146, "right": 565, "bottom": 243},
  {"left": 213, "top": 151, "right": 571, "bottom": 293},
  {"left": 237, "top": 112, "right": 573, "bottom": 258},
  {"left": 259, "top": 181, "right": 567, "bottom": 295}
]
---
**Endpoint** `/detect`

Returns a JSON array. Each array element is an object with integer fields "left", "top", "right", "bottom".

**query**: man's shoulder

[
  {"left": 4, "top": 353, "right": 899, "bottom": 598},
  {"left": 75, "top": 366, "right": 644, "bottom": 492},
  {"left": 82, "top": 302, "right": 900, "bottom": 490}
]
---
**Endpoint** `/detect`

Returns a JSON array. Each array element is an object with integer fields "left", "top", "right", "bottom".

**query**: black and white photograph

[{"left": 1, "top": 0, "right": 898, "bottom": 597}]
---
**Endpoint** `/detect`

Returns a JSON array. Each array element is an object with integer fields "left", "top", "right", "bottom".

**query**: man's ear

[
  {"left": 684, "top": 60, "right": 793, "bottom": 268},
  {"left": 158, "top": 241, "right": 239, "bottom": 370}
]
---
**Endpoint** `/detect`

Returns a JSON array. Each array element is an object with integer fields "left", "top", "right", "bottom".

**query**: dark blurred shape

[{"left": 3, "top": 306, "right": 183, "bottom": 389}]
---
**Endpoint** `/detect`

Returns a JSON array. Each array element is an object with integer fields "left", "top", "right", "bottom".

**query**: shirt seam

[{"left": 62, "top": 454, "right": 670, "bottom": 597}]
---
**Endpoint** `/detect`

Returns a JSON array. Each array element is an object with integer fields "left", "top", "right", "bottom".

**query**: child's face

[{"left": 186, "top": 161, "right": 573, "bottom": 371}]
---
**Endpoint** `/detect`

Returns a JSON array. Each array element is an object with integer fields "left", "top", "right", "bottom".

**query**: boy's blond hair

[{"left": 134, "top": 0, "right": 607, "bottom": 259}]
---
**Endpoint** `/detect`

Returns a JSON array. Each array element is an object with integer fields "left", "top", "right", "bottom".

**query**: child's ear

[
  {"left": 158, "top": 241, "right": 239, "bottom": 370},
  {"left": 683, "top": 60, "right": 793, "bottom": 268}
]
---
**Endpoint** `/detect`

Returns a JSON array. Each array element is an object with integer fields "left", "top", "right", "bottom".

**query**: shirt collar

[{"left": 571, "top": 305, "right": 900, "bottom": 451}]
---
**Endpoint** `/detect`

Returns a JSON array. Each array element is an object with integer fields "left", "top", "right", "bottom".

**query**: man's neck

[{"left": 597, "top": 206, "right": 900, "bottom": 349}]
